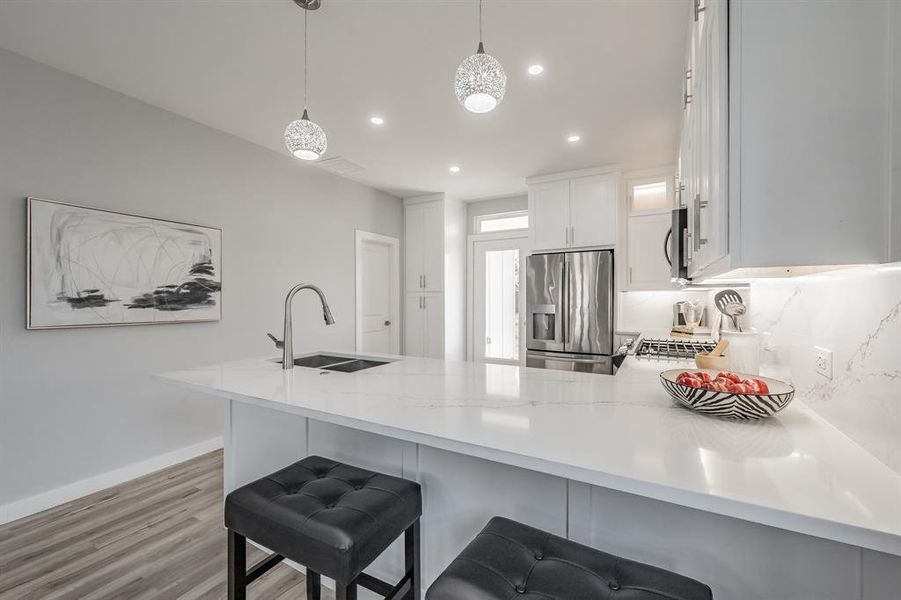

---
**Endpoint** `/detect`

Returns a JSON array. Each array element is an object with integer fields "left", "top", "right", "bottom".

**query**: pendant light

[
  {"left": 284, "top": 2, "right": 327, "bottom": 160},
  {"left": 454, "top": 0, "right": 506, "bottom": 113}
]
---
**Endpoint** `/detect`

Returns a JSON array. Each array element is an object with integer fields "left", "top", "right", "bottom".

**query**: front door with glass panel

[{"left": 472, "top": 237, "right": 527, "bottom": 365}]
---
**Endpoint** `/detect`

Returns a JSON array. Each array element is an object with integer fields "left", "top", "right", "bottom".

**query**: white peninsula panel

[{"left": 162, "top": 352, "right": 901, "bottom": 598}]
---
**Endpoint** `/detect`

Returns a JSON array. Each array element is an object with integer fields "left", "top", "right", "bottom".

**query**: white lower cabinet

[
  {"left": 627, "top": 212, "right": 674, "bottom": 290},
  {"left": 404, "top": 292, "right": 443, "bottom": 358}
]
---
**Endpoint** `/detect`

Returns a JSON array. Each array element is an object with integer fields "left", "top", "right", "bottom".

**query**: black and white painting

[{"left": 27, "top": 197, "right": 222, "bottom": 329}]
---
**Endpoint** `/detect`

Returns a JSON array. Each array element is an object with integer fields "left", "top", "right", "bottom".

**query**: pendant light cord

[
  {"left": 304, "top": 8, "right": 308, "bottom": 109},
  {"left": 479, "top": 0, "right": 483, "bottom": 44}
]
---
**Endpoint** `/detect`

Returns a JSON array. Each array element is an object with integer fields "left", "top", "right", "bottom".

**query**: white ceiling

[{"left": 0, "top": 0, "right": 689, "bottom": 200}]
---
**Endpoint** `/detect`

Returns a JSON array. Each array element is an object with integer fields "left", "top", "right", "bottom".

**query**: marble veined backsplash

[{"left": 750, "top": 264, "right": 901, "bottom": 475}]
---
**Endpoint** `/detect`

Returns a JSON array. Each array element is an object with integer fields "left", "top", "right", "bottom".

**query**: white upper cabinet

[
  {"left": 528, "top": 171, "right": 618, "bottom": 252},
  {"left": 420, "top": 201, "right": 444, "bottom": 291},
  {"left": 404, "top": 203, "right": 424, "bottom": 290},
  {"left": 680, "top": 0, "right": 898, "bottom": 280},
  {"left": 679, "top": 0, "right": 728, "bottom": 278},
  {"left": 570, "top": 175, "right": 617, "bottom": 248},
  {"left": 405, "top": 200, "right": 444, "bottom": 291},
  {"left": 528, "top": 180, "right": 569, "bottom": 251},
  {"left": 624, "top": 170, "right": 676, "bottom": 290},
  {"left": 728, "top": 0, "right": 894, "bottom": 270}
]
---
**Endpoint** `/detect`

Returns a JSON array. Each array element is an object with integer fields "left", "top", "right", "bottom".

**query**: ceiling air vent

[{"left": 313, "top": 157, "right": 365, "bottom": 176}]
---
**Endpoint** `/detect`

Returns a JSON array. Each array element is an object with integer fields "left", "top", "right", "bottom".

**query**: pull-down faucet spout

[{"left": 271, "top": 283, "right": 335, "bottom": 369}]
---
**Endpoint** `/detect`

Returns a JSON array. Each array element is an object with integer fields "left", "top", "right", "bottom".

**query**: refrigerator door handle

[{"left": 561, "top": 259, "right": 568, "bottom": 346}]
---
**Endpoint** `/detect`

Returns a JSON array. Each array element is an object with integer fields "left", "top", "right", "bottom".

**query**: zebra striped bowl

[{"left": 660, "top": 369, "right": 795, "bottom": 420}]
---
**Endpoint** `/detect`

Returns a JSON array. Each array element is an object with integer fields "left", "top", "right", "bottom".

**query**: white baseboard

[{"left": 0, "top": 436, "right": 223, "bottom": 525}]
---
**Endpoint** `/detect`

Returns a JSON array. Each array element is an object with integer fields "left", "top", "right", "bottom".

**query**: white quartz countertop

[{"left": 158, "top": 352, "right": 901, "bottom": 556}]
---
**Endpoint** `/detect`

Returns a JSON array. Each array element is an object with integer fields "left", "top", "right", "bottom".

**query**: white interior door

[
  {"left": 356, "top": 231, "right": 399, "bottom": 354},
  {"left": 471, "top": 236, "right": 527, "bottom": 365}
]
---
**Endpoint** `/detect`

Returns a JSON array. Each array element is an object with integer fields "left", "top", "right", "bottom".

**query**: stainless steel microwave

[{"left": 665, "top": 207, "right": 689, "bottom": 284}]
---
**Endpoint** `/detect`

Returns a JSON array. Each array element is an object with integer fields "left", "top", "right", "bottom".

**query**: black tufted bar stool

[
  {"left": 225, "top": 455, "right": 422, "bottom": 600},
  {"left": 427, "top": 517, "right": 712, "bottom": 600}
]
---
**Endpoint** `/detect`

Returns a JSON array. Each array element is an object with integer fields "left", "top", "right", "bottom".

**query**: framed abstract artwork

[{"left": 27, "top": 197, "right": 222, "bottom": 329}]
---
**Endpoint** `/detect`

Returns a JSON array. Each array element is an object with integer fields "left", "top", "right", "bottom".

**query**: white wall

[{"left": 0, "top": 50, "right": 403, "bottom": 510}]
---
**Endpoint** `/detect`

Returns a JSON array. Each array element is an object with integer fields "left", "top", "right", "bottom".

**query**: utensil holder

[{"left": 721, "top": 331, "right": 760, "bottom": 374}]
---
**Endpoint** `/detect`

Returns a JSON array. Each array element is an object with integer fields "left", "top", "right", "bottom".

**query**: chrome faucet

[{"left": 267, "top": 283, "right": 335, "bottom": 369}]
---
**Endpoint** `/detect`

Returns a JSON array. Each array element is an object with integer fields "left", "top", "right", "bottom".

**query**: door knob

[{"left": 384, "top": 320, "right": 391, "bottom": 326}]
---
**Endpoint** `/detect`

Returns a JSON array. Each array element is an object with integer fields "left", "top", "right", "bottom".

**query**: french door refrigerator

[{"left": 526, "top": 249, "right": 615, "bottom": 374}]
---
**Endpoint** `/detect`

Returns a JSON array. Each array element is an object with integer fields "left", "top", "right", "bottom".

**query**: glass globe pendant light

[
  {"left": 284, "top": 4, "right": 327, "bottom": 160},
  {"left": 454, "top": 0, "right": 506, "bottom": 113}
]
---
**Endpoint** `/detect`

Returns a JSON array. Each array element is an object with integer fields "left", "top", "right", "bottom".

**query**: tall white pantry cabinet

[{"left": 403, "top": 194, "right": 465, "bottom": 359}]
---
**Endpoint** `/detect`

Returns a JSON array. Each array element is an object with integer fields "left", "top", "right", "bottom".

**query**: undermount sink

[
  {"left": 274, "top": 354, "right": 389, "bottom": 372},
  {"left": 289, "top": 354, "right": 352, "bottom": 368},
  {"left": 323, "top": 359, "right": 388, "bottom": 373}
]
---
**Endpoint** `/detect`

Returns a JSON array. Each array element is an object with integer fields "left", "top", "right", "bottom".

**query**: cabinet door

[
  {"left": 627, "top": 213, "right": 674, "bottom": 290},
  {"left": 404, "top": 293, "right": 424, "bottom": 356},
  {"left": 420, "top": 201, "right": 444, "bottom": 291},
  {"left": 689, "top": 0, "right": 728, "bottom": 276},
  {"left": 404, "top": 204, "right": 424, "bottom": 291},
  {"left": 422, "top": 293, "right": 444, "bottom": 358},
  {"left": 529, "top": 181, "right": 570, "bottom": 251},
  {"left": 570, "top": 175, "right": 617, "bottom": 247}
]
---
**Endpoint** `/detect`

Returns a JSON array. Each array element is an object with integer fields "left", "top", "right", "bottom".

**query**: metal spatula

[{"left": 714, "top": 289, "right": 746, "bottom": 331}]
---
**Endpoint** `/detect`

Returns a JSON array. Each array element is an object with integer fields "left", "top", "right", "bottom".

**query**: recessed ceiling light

[
  {"left": 369, "top": 116, "right": 384, "bottom": 125},
  {"left": 449, "top": 165, "right": 461, "bottom": 173},
  {"left": 567, "top": 134, "right": 581, "bottom": 143},
  {"left": 527, "top": 64, "right": 544, "bottom": 76}
]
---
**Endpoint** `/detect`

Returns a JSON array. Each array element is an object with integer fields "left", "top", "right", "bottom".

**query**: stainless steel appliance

[
  {"left": 635, "top": 338, "right": 716, "bottom": 360},
  {"left": 665, "top": 207, "right": 689, "bottom": 284},
  {"left": 526, "top": 250, "right": 618, "bottom": 374}
]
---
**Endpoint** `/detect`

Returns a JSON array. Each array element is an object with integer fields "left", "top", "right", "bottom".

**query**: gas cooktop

[{"left": 634, "top": 337, "right": 716, "bottom": 360}]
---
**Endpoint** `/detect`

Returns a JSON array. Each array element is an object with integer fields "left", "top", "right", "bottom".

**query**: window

[
  {"left": 628, "top": 176, "right": 672, "bottom": 214},
  {"left": 475, "top": 210, "right": 529, "bottom": 233}
]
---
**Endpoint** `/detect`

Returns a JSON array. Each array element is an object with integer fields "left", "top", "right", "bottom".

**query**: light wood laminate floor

[{"left": 0, "top": 450, "right": 323, "bottom": 599}]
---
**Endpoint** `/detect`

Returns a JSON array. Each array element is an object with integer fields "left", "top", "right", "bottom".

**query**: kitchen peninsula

[{"left": 159, "top": 352, "right": 901, "bottom": 598}]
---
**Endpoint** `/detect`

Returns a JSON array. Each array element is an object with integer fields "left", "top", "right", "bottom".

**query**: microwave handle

[{"left": 663, "top": 227, "right": 673, "bottom": 267}]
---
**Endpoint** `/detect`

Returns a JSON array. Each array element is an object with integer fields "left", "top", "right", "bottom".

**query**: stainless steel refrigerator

[{"left": 526, "top": 249, "right": 615, "bottom": 374}]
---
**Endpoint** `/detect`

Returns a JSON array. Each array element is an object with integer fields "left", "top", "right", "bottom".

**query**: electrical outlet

[{"left": 814, "top": 346, "right": 833, "bottom": 379}]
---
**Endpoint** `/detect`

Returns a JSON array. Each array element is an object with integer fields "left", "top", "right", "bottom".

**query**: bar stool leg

[
  {"left": 305, "top": 569, "right": 321, "bottom": 600},
  {"left": 335, "top": 581, "right": 357, "bottom": 600},
  {"left": 405, "top": 519, "right": 421, "bottom": 600},
  {"left": 227, "top": 529, "right": 247, "bottom": 600}
]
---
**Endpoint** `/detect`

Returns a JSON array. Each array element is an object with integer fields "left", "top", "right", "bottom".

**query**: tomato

[
  {"left": 703, "top": 380, "right": 732, "bottom": 392},
  {"left": 717, "top": 372, "right": 741, "bottom": 384},
  {"left": 729, "top": 382, "right": 754, "bottom": 394},
  {"left": 752, "top": 378, "right": 770, "bottom": 394}
]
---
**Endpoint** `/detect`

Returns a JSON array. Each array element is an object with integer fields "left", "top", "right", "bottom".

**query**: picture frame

[{"left": 27, "top": 197, "right": 222, "bottom": 329}]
